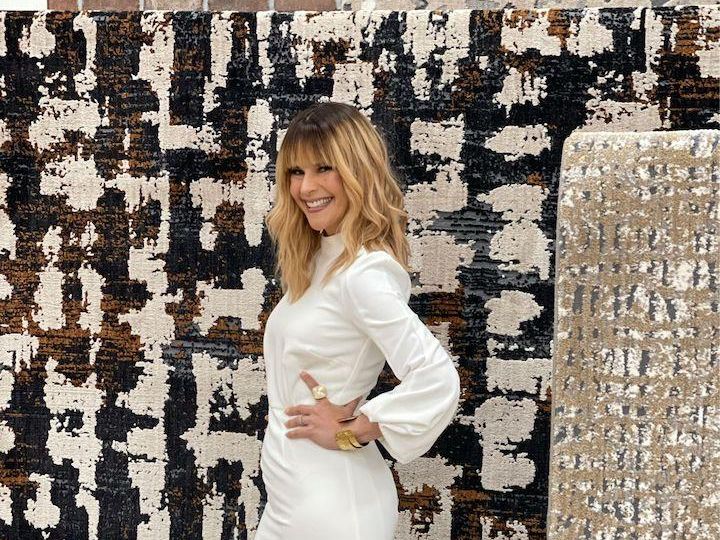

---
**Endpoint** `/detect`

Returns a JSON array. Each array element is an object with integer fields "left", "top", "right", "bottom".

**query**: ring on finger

[{"left": 311, "top": 384, "right": 327, "bottom": 400}]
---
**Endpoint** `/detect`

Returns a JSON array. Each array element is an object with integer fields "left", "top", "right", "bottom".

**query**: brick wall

[{"left": 45, "top": 0, "right": 719, "bottom": 12}]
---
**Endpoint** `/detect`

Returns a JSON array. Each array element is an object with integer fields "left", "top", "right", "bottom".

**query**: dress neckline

[{"left": 319, "top": 230, "right": 345, "bottom": 259}]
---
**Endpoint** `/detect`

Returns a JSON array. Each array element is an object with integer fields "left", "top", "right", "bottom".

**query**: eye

[{"left": 289, "top": 166, "right": 332, "bottom": 175}]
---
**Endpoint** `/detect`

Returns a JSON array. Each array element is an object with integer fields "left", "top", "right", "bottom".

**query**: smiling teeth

[{"left": 307, "top": 197, "right": 333, "bottom": 208}]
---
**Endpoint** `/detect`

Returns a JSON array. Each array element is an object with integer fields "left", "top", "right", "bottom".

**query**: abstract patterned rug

[
  {"left": 549, "top": 129, "right": 720, "bottom": 540},
  {"left": 0, "top": 7, "right": 717, "bottom": 539}
]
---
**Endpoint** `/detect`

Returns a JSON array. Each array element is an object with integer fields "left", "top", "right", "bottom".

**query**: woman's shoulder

[
  {"left": 344, "top": 247, "right": 411, "bottom": 299},
  {"left": 351, "top": 246, "right": 406, "bottom": 272}
]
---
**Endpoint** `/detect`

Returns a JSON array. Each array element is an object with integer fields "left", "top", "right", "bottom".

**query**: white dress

[{"left": 254, "top": 232, "right": 461, "bottom": 540}]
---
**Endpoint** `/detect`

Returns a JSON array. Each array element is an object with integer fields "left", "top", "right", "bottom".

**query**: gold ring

[{"left": 311, "top": 384, "right": 327, "bottom": 400}]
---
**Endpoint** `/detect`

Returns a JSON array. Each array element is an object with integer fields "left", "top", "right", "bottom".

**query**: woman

[{"left": 256, "top": 101, "right": 461, "bottom": 539}]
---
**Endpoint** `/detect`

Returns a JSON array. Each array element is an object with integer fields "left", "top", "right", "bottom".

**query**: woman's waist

[
  {"left": 278, "top": 382, "right": 373, "bottom": 412},
  {"left": 272, "top": 354, "right": 383, "bottom": 401},
  {"left": 265, "top": 405, "right": 382, "bottom": 459}
]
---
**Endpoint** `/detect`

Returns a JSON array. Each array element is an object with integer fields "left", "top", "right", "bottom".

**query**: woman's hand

[{"left": 284, "top": 370, "right": 362, "bottom": 450}]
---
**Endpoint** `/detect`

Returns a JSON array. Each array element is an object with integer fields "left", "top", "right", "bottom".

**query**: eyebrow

[{"left": 290, "top": 163, "right": 326, "bottom": 168}]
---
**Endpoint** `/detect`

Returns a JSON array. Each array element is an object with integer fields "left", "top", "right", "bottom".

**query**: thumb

[{"left": 344, "top": 395, "right": 363, "bottom": 412}]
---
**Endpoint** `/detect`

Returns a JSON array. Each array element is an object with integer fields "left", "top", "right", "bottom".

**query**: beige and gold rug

[{"left": 549, "top": 129, "right": 720, "bottom": 540}]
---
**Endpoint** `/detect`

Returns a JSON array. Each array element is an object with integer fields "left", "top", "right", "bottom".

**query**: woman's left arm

[
  {"left": 339, "top": 251, "right": 462, "bottom": 464},
  {"left": 343, "top": 413, "right": 383, "bottom": 444}
]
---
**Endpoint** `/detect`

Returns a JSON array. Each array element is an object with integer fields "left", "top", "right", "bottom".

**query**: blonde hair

[{"left": 265, "top": 102, "right": 410, "bottom": 303}]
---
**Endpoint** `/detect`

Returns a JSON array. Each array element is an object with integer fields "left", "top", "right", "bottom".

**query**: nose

[{"left": 299, "top": 173, "right": 323, "bottom": 197}]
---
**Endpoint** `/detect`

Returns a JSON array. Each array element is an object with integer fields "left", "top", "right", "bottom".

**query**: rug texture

[
  {"left": 549, "top": 129, "right": 720, "bottom": 540},
  {"left": 0, "top": 7, "right": 717, "bottom": 540}
]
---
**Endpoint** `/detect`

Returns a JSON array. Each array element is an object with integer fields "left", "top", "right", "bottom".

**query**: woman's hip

[
  {"left": 288, "top": 444, "right": 398, "bottom": 539},
  {"left": 260, "top": 430, "right": 399, "bottom": 539}
]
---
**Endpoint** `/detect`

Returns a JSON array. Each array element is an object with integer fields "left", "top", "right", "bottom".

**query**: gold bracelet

[{"left": 335, "top": 428, "right": 368, "bottom": 450}]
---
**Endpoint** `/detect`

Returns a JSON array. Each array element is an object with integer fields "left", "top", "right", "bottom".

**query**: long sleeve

[{"left": 340, "top": 250, "right": 461, "bottom": 464}]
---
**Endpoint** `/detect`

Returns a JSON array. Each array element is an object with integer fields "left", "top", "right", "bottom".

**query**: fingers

[
  {"left": 285, "top": 426, "right": 313, "bottom": 439},
  {"left": 284, "top": 414, "right": 313, "bottom": 429},
  {"left": 285, "top": 404, "right": 313, "bottom": 416},
  {"left": 299, "top": 370, "right": 319, "bottom": 390},
  {"left": 299, "top": 370, "right": 330, "bottom": 403}
]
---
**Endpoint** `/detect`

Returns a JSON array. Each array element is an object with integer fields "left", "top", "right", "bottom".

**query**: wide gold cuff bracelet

[{"left": 335, "top": 429, "right": 367, "bottom": 450}]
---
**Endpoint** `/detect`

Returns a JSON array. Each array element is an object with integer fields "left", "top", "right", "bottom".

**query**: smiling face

[{"left": 288, "top": 157, "right": 349, "bottom": 236}]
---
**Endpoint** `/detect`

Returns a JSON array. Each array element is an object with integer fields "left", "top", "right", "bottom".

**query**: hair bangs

[{"left": 283, "top": 122, "right": 336, "bottom": 172}]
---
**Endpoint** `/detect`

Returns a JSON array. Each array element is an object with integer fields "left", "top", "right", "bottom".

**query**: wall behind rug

[
  {"left": 0, "top": 7, "right": 718, "bottom": 540},
  {"left": 45, "top": 0, "right": 720, "bottom": 12}
]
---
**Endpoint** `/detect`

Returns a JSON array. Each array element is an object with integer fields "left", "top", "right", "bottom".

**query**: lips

[{"left": 305, "top": 197, "right": 334, "bottom": 209}]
